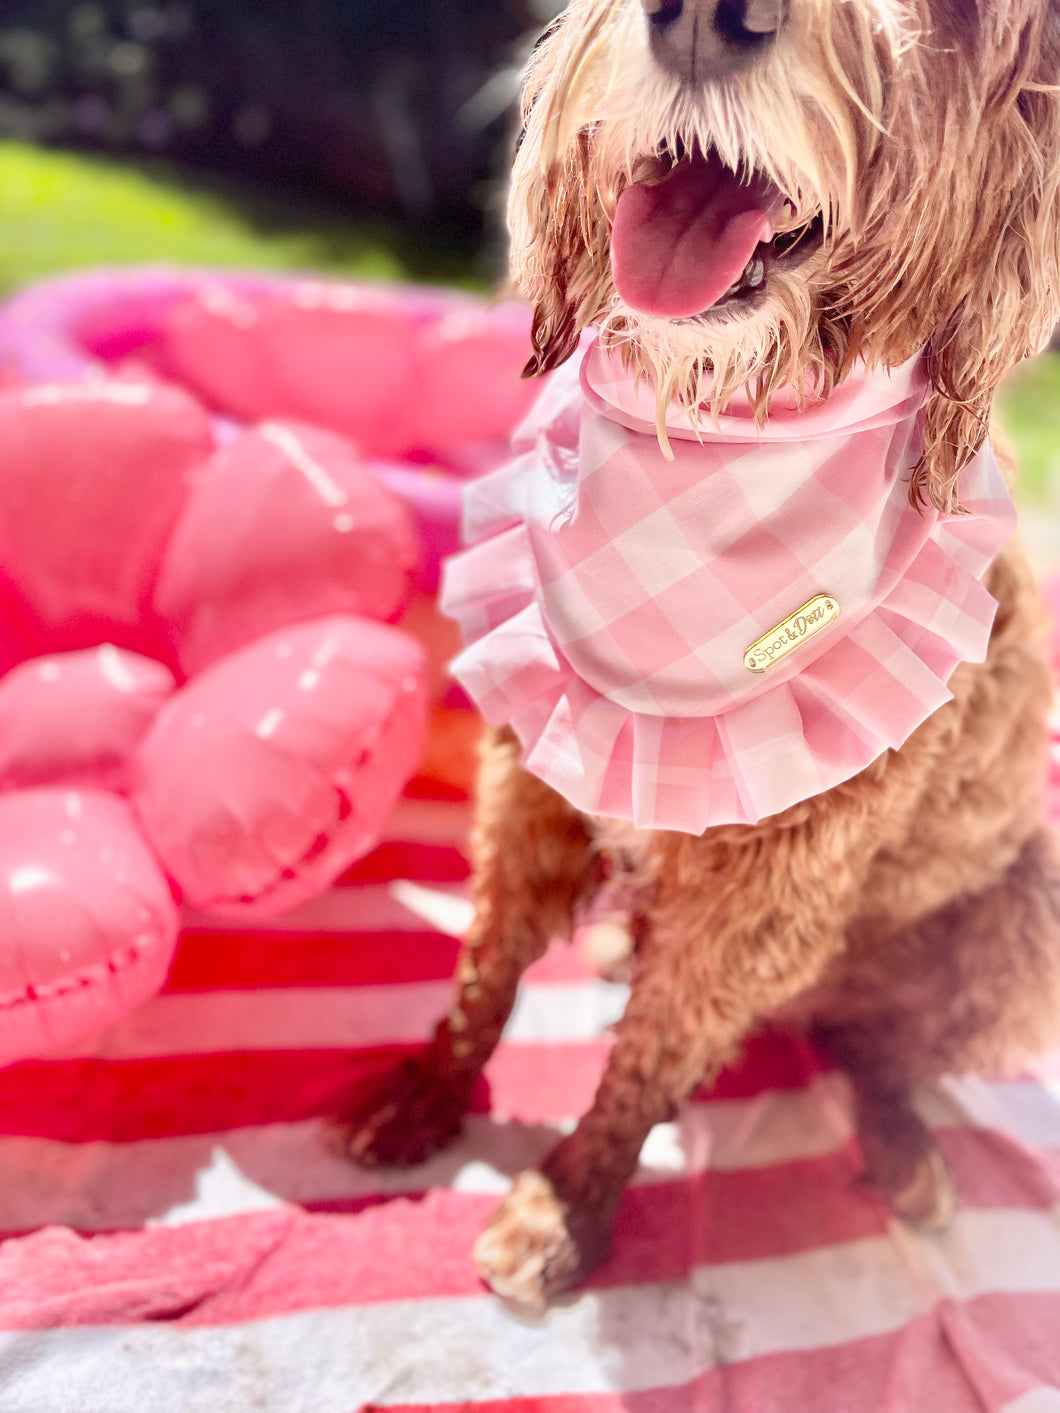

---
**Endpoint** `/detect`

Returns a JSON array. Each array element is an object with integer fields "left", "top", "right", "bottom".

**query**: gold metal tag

[{"left": 744, "top": 594, "right": 840, "bottom": 673}]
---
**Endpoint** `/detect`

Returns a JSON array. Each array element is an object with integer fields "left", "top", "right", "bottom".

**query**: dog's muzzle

[{"left": 642, "top": 0, "right": 787, "bottom": 81}]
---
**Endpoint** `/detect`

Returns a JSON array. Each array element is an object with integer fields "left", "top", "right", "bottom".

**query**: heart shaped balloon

[
  {"left": 158, "top": 282, "right": 420, "bottom": 458},
  {"left": 158, "top": 280, "right": 538, "bottom": 460},
  {"left": 0, "top": 647, "right": 175, "bottom": 793},
  {"left": 403, "top": 308, "right": 540, "bottom": 451},
  {"left": 0, "top": 382, "right": 212, "bottom": 657},
  {"left": 0, "top": 789, "right": 180, "bottom": 1065},
  {"left": 134, "top": 615, "right": 427, "bottom": 915},
  {"left": 154, "top": 420, "right": 420, "bottom": 677}
]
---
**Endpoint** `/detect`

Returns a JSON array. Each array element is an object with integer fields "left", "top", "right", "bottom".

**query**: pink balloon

[
  {"left": 0, "top": 382, "right": 213, "bottom": 655},
  {"left": 157, "top": 281, "right": 540, "bottom": 461},
  {"left": 0, "top": 647, "right": 175, "bottom": 792},
  {"left": 0, "top": 591, "right": 34, "bottom": 680},
  {"left": 153, "top": 420, "right": 420, "bottom": 677},
  {"left": 0, "top": 789, "right": 180, "bottom": 1064},
  {"left": 134, "top": 615, "right": 427, "bottom": 916},
  {"left": 158, "top": 282, "right": 420, "bottom": 458},
  {"left": 404, "top": 308, "right": 540, "bottom": 450},
  {"left": 0, "top": 274, "right": 514, "bottom": 1062}
]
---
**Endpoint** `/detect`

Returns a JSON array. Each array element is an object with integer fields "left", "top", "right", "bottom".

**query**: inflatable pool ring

[
  {"left": 0, "top": 268, "right": 538, "bottom": 592},
  {"left": 0, "top": 378, "right": 426, "bottom": 1063},
  {"left": 0, "top": 269, "right": 538, "bottom": 1062}
]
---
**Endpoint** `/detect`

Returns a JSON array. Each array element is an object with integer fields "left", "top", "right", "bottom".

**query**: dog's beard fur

[{"left": 510, "top": 0, "right": 1060, "bottom": 509}]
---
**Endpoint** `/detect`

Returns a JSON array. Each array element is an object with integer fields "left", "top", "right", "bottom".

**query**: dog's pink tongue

[{"left": 612, "top": 156, "right": 775, "bottom": 318}]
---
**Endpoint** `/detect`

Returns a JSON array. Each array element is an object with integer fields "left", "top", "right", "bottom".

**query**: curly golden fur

[{"left": 348, "top": 0, "right": 1060, "bottom": 1308}]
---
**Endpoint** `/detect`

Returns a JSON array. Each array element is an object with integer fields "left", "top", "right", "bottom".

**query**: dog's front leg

[
  {"left": 346, "top": 725, "right": 595, "bottom": 1167},
  {"left": 474, "top": 815, "right": 862, "bottom": 1308}
]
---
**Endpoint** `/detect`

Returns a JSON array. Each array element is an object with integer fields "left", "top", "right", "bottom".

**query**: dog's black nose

[{"left": 642, "top": 0, "right": 787, "bottom": 81}]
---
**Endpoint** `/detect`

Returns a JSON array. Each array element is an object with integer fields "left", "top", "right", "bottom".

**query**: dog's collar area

[{"left": 441, "top": 345, "right": 1016, "bottom": 833}]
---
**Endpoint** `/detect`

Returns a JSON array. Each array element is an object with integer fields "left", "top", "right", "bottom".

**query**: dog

[{"left": 348, "top": 0, "right": 1060, "bottom": 1311}]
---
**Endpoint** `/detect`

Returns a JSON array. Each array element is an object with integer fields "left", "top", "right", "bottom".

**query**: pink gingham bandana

[{"left": 441, "top": 343, "right": 1015, "bottom": 832}]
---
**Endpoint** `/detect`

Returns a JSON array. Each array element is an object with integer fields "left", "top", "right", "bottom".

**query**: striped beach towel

[{"left": 0, "top": 783, "right": 1059, "bottom": 1412}]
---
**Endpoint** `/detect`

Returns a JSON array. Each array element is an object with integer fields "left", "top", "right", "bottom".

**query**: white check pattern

[{"left": 442, "top": 346, "right": 1015, "bottom": 831}]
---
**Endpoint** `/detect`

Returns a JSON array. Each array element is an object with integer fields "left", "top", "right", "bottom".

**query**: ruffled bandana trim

[{"left": 440, "top": 343, "right": 1016, "bottom": 833}]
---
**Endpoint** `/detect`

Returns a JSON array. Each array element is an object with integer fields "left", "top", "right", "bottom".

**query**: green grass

[
  {"left": 997, "top": 351, "right": 1060, "bottom": 507},
  {"left": 0, "top": 139, "right": 486, "bottom": 298}
]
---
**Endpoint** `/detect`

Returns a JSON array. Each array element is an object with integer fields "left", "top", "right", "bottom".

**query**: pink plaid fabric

[{"left": 441, "top": 343, "right": 1016, "bottom": 832}]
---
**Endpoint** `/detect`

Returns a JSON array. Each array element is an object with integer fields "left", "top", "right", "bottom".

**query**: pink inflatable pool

[
  {"left": 0, "top": 266, "right": 538, "bottom": 1063},
  {"left": 0, "top": 266, "right": 538, "bottom": 592}
]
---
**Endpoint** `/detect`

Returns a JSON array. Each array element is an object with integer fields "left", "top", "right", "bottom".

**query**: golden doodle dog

[{"left": 349, "top": 0, "right": 1060, "bottom": 1309}]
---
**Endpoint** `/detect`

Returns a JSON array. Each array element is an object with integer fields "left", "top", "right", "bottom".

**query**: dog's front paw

[
  {"left": 860, "top": 1112, "right": 958, "bottom": 1230},
  {"left": 344, "top": 1054, "right": 469, "bottom": 1168},
  {"left": 877, "top": 1139, "right": 958, "bottom": 1230},
  {"left": 473, "top": 1170, "right": 609, "bottom": 1311}
]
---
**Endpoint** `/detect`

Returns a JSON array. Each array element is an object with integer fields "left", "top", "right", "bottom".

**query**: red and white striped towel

[{"left": 0, "top": 787, "right": 1059, "bottom": 1412}]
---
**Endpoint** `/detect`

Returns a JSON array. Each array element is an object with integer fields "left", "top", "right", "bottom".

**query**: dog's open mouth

[{"left": 611, "top": 146, "right": 824, "bottom": 319}]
